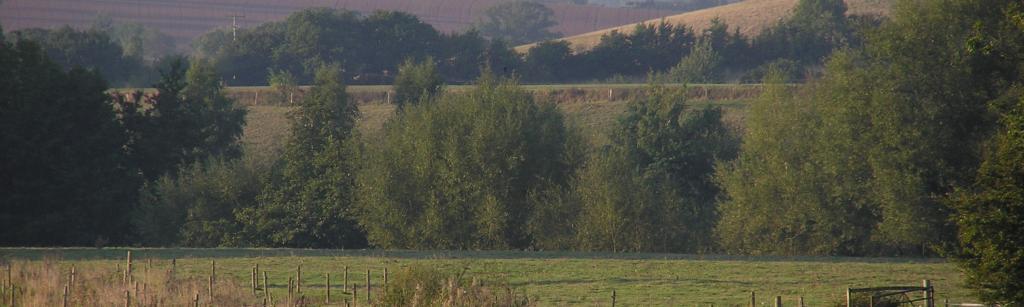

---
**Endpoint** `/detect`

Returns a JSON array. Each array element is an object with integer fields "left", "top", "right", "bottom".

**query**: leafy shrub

[
  {"left": 393, "top": 57, "right": 443, "bottom": 109},
  {"left": 133, "top": 155, "right": 271, "bottom": 247}
]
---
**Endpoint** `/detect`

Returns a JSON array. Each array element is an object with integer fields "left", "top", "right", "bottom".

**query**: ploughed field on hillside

[
  {"left": 0, "top": 248, "right": 972, "bottom": 306},
  {"left": 0, "top": 0, "right": 677, "bottom": 46}
]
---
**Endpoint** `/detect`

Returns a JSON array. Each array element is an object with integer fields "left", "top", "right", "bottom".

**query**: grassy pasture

[{"left": 0, "top": 248, "right": 971, "bottom": 306}]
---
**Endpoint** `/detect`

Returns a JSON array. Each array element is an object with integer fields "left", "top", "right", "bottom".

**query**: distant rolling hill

[
  {"left": 0, "top": 0, "right": 681, "bottom": 47},
  {"left": 516, "top": 0, "right": 892, "bottom": 53}
]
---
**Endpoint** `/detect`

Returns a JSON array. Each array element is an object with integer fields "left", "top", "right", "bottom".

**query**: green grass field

[{"left": 0, "top": 248, "right": 971, "bottom": 306}]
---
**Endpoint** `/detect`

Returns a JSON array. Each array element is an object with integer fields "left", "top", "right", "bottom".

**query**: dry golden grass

[
  {"left": 0, "top": 258, "right": 257, "bottom": 307},
  {"left": 515, "top": 0, "right": 893, "bottom": 53}
]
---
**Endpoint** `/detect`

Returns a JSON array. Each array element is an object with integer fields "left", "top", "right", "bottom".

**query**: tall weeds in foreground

[
  {"left": 378, "top": 266, "right": 534, "bottom": 307},
  {"left": 0, "top": 258, "right": 535, "bottom": 306},
  {"left": 0, "top": 257, "right": 256, "bottom": 306}
]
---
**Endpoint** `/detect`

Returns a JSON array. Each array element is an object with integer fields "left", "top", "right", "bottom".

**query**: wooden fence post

[
  {"left": 62, "top": 284, "right": 68, "bottom": 307},
  {"left": 263, "top": 271, "right": 270, "bottom": 301},
  {"left": 750, "top": 291, "right": 755, "bottom": 307},
  {"left": 125, "top": 251, "right": 132, "bottom": 285},
  {"left": 352, "top": 284, "right": 358, "bottom": 307},
  {"left": 611, "top": 290, "right": 616, "bottom": 307},
  {"left": 344, "top": 266, "right": 349, "bottom": 289},
  {"left": 775, "top": 296, "right": 782, "bottom": 307},
  {"left": 251, "top": 266, "right": 257, "bottom": 296},
  {"left": 923, "top": 280, "right": 933, "bottom": 307},
  {"left": 326, "top": 273, "right": 331, "bottom": 304},
  {"left": 69, "top": 266, "right": 76, "bottom": 298},
  {"left": 297, "top": 265, "right": 302, "bottom": 293},
  {"left": 798, "top": 296, "right": 804, "bottom": 307},
  {"left": 846, "top": 288, "right": 852, "bottom": 307},
  {"left": 124, "top": 289, "right": 131, "bottom": 307},
  {"left": 366, "top": 269, "right": 371, "bottom": 304}
]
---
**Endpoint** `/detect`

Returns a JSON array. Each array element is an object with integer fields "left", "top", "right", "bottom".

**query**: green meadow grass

[{"left": 0, "top": 248, "right": 971, "bottom": 306}]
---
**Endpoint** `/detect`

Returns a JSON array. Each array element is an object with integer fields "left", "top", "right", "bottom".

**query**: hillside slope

[
  {"left": 516, "top": 0, "right": 891, "bottom": 53},
  {"left": 0, "top": 0, "right": 679, "bottom": 47}
]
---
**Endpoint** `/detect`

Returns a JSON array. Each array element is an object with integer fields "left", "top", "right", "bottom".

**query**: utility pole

[{"left": 227, "top": 14, "right": 245, "bottom": 41}]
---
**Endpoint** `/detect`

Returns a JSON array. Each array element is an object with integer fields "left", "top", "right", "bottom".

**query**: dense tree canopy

[
  {"left": 12, "top": 26, "right": 145, "bottom": 86},
  {"left": 114, "top": 58, "right": 246, "bottom": 181},
  {"left": 195, "top": 8, "right": 494, "bottom": 85},
  {"left": 356, "top": 76, "right": 583, "bottom": 249},
  {"left": 477, "top": 1, "right": 561, "bottom": 45},
  {"left": 0, "top": 38, "right": 139, "bottom": 246},
  {"left": 574, "top": 86, "right": 737, "bottom": 252}
]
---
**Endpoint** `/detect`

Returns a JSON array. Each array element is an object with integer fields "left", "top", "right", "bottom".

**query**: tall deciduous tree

[
  {"left": 575, "top": 86, "right": 737, "bottom": 252},
  {"left": 356, "top": 76, "right": 583, "bottom": 249},
  {"left": 239, "top": 64, "right": 365, "bottom": 248}
]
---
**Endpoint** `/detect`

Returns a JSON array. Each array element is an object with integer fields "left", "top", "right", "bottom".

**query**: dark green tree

[
  {"left": 950, "top": 94, "right": 1024, "bottom": 305},
  {"left": 0, "top": 38, "right": 139, "bottom": 246},
  {"left": 575, "top": 86, "right": 738, "bottom": 252},
  {"left": 477, "top": 1, "right": 561, "bottom": 45},
  {"left": 115, "top": 58, "right": 247, "bottom": 180},
  {"left": 524, "top": 40, "right": 574, "bottom": 82},
  {"left": 238, "top": 64, "right": 365, "bottom": 248}
]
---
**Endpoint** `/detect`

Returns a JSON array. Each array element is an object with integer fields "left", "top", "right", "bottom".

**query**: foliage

[
  {"left": 715, "top": 70, "right": 876, "bottom": 255},
  {"left": 196, "top": 8, "right": 488, "bottom": 85},
  {"left": 477, "top": 1, "right": 560, "bottom": 45},
  {"left": 238, "top": 64, "right": 365, "bottom": 248},
  {"left": 11, "top": 26, "right": 146, "bottom": 86},
  {"left": 133, "top": 156, "right": 271, "bottom": 247},
  {"left": 0, "top": 38, "right": 139, "bottom": 246},
  {"left": 586, "top": 22, "right": 697, "bottom": 81},
  {"left": 524, "top": 40, "right": 574, "bottom": 83},
  {"left": 752, "top": 0, "right": 851, "bottom": 67},
  {"left": 950, "top": 93, "right": 1024, "bottom": 307},
  {"left": 393, "top": 57, "right": 444, "bottom": 109},
  {"left": 717, "top": 0, "right": 1024, "bottom": 256},
  {"left": 114, "top": 58, "right": 247, "bottom": 181},
  {"left": 575, "top": 86, "right": 738, "bottom": 252},
  {"left": 667, "top": 39, "right": 721, "bottom": 83},
  {"left": 92, "top": 15, "right": 176, "bottom": 63},
  {"left": 356, "top": 76, "right": 584, "bottom": 250},
  {"left": 267, "top": 69, "right": 300, "bottom": 105}
]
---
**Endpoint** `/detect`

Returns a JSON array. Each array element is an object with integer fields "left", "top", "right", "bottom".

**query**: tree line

[{"left": 4, "top": 0, "right": 874, "bottom": 87}]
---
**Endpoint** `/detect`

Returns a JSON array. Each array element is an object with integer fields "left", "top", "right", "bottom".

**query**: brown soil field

[
  {"left": 516, "top": 0, "right": 892, "bottom": 53},
  {"left": 0, "top": 0, "right": 679, "bottom": 47}
]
